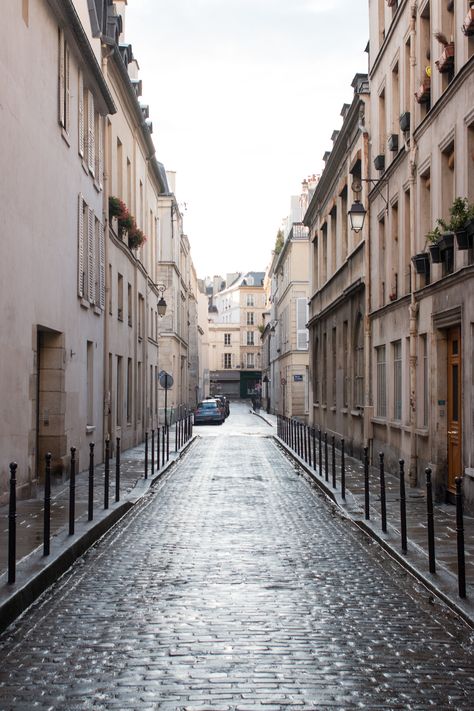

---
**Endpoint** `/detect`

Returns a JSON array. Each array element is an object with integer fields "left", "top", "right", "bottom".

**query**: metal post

[
  {"left": 166, "top": 425, "right": 170, "bottom": 461},
  {"left": 307, "top": 426, "right": 312, "bottom": 468},
  {"left": 157, "top": 426, "right": 161, "bottom": 470},
  {"left": 104, "top": 438, "right": 110, "bottom": 510},
  {"left": 88, "top": 443, "right": 94, "bottom": 522},
  {"left": 379, "top": 452, "right": 387, "bottom": 533},
  {"left": 425, "top": 467, "right": 436, "bottom": 574},
  {"left": 175, "top": 418, "right": 179, "bottom": 452},
  {"left": 455, "top": 477, "right": 466, "bottom": 599},
  {"left": 44, "top": 453, "right": 52, "bottom": 556},
  {"left": 8, "top": 462, "right": 17, "bottom": 584},
  {"left": 115, "top": 437, "right": 121, "bottom": 502},
  {"left": 341, "top": 438, "right": 345, "bottom": 500},
  {"left": 161, "top": 426, "right": 165, "bottom": 467},
  {"left": 303, "top": 425, "right": 308, "bottom": 463},
  {"left": 331, "top": 435, "right": 336, "bottom": 488},
  {"left": 364, "top": 446, "right": 370, "bottom": 520},
  {"left": 69, "top": 447, "right": 76, "bottom": 536},
  {"left": 324, "top": 432, "right": 328, "bottom": 482},
  {"left": 312, "top": 428, "right": 316, "bottom": 471},
  {"left": 399, "top": 459, "right": 407, "bottom": 553},
  {"left": 151, "top": 429, "right": 155, "bottom": 474},
  {"left": 318, "top": 427, "right": 322, "bottom": 476},
  {"left": 144, "top": 431, "right": 148, "bottom": 480}
]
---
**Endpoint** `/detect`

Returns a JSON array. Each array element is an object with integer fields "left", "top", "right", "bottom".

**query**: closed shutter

[
  {"left": 64, "top": 44, "right": 70, "bottom": 132},
  {"left": 88, "top": 208, "right": 95, "bottom": 303},
  {"left": 98, "top": 221, "right": 105, "bottom": 309},
  {"left": 87, "top": 90, "right": 95, "bottom": 174},
  {"left": 97, "top": 114, "right": 103, "bottom": 189},
  {"left": 78, "top": 71, "right": 84, "bottom": 157},
  {"left": 58, "top": 29, "right": 65, "bottom": 127},
  {"left": 78, "top": 194, "right": 84, "bottom": 297},
  {"left": 296, "top": 298, "right": 308, "bottom": 350}
]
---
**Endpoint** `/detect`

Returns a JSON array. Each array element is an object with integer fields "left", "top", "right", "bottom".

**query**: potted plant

[
  {"left": 412, "top": 252, "right": 430, "bottom": 275},
  {"left": 462, "top": 4, "right": 474, "bottom": 36},
  {"left": 399, "top": 112, "right": 410, "bottom": 132},
  {"left": 415, "top": 76, "right": 431, "bottom": 103},
  {"left": 388, "top": 134, "right": 398, "bottom": 152},
  {"left": 447, "top": 197, "right": 474, "bottom": 250},
  {"left": 118, "top": 210, "right": 134, "bottom": 237},
  {"left": 427, "top": 226, "right": 442, "bottom": 263},
  {"left": 128, "top": 225, "right": 146, "bottom": 250},
  {"left": 434, "top": 31, "right": 455, "bottom": 73}
]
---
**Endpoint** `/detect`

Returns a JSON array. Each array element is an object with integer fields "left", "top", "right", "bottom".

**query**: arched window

[{"left": 354, "top": 313, "right": 364, "bottom": 408}]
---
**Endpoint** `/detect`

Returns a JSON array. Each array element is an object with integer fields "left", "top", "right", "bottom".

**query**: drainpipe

[
  {"left": 362, "top": 111, "right": 372, "bottom": 455},
  {"left": 102, "top": 52, "right": 111, "bottom": 449},
  {"left": 408, "top": 2, "right": 419, "bottom": 486}
]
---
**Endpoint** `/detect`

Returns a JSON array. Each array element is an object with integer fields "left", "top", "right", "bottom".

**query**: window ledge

[
  {"left": 372, "top": 416, "right": 387, "bottom": 425},
  {"left": 86, "top": 425, "right": 95, "bottom": 434},
  {"left": 80, "top": 297, "right": 89, "bottom": 309},
  {"left": 93, "top": 305, "right": 101, "bottom": 316},
  {"left": 389, "top": 420, "right": 403, "bottom": 430},
  {"left": 341, "top": 407, "right": 348, "bottom": 415},
  {"left": 416, "top": 428, "right": 429, "bottom": 437},
  {"left": 330, "top": 406, "right": 336, "bottom": 412},
  {"left": 61, "top": 127, "right": 71, "bottom": 147},
  {"left": 351, "top": 409, "right": 363, "bottom": 418},
  {"left": 321, "top": 404, "right": 327, "bottom": 411}
]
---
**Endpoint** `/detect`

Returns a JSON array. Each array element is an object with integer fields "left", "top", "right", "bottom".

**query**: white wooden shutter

[
  {"left": 97, "top": 114, "right": 103, "bottom": 189},
  {"left": 87, "top": 90, "right": 95, "bottom": 174},
  {"left": 296, "top": 298, "right": 309, "bottom": 350},
  {"left": 78, "top": 71, "right": 84, "bottom": 157},
  {"left": 98, "top": 221, "right": 105, "bottom": 309},
  {"left": 65, "top": 44, "right": 70, "bottom": 131},
  {"left": 58, "top": 29, "right": 65, "bottom": 127},
  {"left": 78, "top": 194, "right": 84, "bottom": 297},
  {"left": 88, "top": 208, "right": 95, "bottom": 303}
]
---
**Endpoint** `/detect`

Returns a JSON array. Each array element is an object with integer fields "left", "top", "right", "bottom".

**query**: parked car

[{"left": 194, "top": 399, "right": 224, "bottom": 425}]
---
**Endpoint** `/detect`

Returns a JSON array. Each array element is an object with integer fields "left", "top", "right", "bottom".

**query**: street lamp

[
  {"left": 348, "top": 176, "right": 387, "bottom": 232},
  {"left": 151, "top": 282, "right": 167, "bottom": 317}
]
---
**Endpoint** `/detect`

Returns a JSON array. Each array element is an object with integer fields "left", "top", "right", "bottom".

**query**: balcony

[{"left": 290, "top": 223, "right": 309, "bottom": 240}]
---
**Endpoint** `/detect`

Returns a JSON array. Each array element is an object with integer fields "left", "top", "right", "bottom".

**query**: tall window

[
  {"left": 354, "top": 315, "right": 364, "bottom": 408},
  {"left": 126, "top": 358, "right": 132, "bottom": 424},
  {"left": 393, "top": 340, "right": 402, "bottom": 421},
  {"left": 86, "top": 341, "right": 94, "bottom": 426},
  {"left": 322, "top": 332, "right": 327, "bottom": 404},
  {"left": 421, "top": 334, "right": 429, "bottom": 427},
  {"left": 77, "top": 196, "right": 104, "bottom": 308},
  {"left": 224, "top": 333, "right": 231, "bottom": 345},
  {"left": 137, "top": 361, "right": 142, "bottom": 421},
  {"left": 117, "top": 274, "right": 123, "bottom": 320},
  {"left": 58, "top": 28, "right": 70, "bottom": 132},
  {"left": 116, "top": 356, "right": 123, "bottom": 427},
  {"left": 247, "top": 331, "right": 254, "bottom": 346},
  {"left": 296, "top": 298, "right": 309, "bottom": 350},
  {"left": 246, "top": 294, "right": 254, "bottom": 307},
  {"left": 343, "top": 320, "right": 349, "bottom": 408},
  {"left": 247, "top": 352, "right": 254, "bottom": 368},
  {"left": 247, "top": 312, "right": 254, "bottom": 325},
  {"left": 313, "top": 335, "right": 319, "bottom": 403},
  {"left": 331, "top": 327, "right": 337, "bottom": 406},
  {"left": 376, "top": 346, "right": 387, "bottom": 418},
  {"left": 224, "top": 353, "right": 232, "bottom": 369}
]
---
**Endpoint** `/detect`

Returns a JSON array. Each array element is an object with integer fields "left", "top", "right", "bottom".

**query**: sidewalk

[
  {"left": 0, "top": 428, "right": 195, "bottom": 633},
  {"left": 253, "top": 410, "right": 474, "bottom": 628}
]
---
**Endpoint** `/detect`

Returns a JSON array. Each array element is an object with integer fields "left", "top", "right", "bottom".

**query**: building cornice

[
  {"left": 368, "top": 0, "right": 410, "bottom": 78},
  {"left": 308, "top": 277, "right": 364, "bottom": 328}
]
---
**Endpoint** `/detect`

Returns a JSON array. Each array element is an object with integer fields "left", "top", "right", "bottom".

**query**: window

[
  {"left": 224, "top": 353, "right": 232, "bottom": 369},
  {"left": 108, "top": 264, "right": 112, "bottom": 315},
  {"left": 58, "top": 28, "right": 70, "bottom": 133},
  {"left": 247, "top": 294, "right": 254, "bottom": 307},
  {"left": 343, "top": 320, "right": 349, "bottom": 408},
  {"left": 247, "top": 312, "right": 254, "bottom": 325},
  {"left": 128, "top": 284, "right": 132, "bottom": 326},
  {"left": 116, "top": 356, "right": 123, "bottom": 427},
  {"left": 322, "top": 332, "right": 327, "bottom": 404},
  {"left": 354, "top": 315, "right": 364, "bottom": 408},
  {"left": 86, "top": 341, "right": 94, "bottom": 426},
  {"left": 247, "top": 331, "right": 254, "bottom": 346},
  {"left": 421, "top": 334, "right": 429, "bottom": 427},
  {"left": 77, "top": 195, "right": 104, "bottom": 308},
  {"left": 296, "top": 298, "right": 309, "bottom": 350},
  {"left": 138, "top": 295, "right": 144, "bottom": 338},
  {"left": 117, "top": 273, "right": 123, "bottom": 320},
  {"left": 376, "top": 346, "right": 387, "bottom": 417},
  {"left": 126, "top": 358, "right": 132, "bottom": 423},
  {"left": 247, "top": 353, "right": 254, "bottom": 368},
  {"left": 393, "top": 340, "right": 402, "bottom": 421},
  {"left": 137, "top": 362, "right": 142, "bottom": 421},
  {"left": 332, "top": 327, "right": 337, "bottom": 406},
  {"left": 224, "top": 333, "right": 231, "bottom": 346}
]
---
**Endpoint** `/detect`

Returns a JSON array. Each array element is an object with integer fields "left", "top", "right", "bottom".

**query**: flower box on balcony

[
  {"left": 435, "top": 43, "right": 455, "bottom": 73},
  {"left": 374, "top": 154, "right": 385, "bottom": 171},
  {"left": 415, "top": 77, "right": 431, "bottom": 103},
  {"left": 388, "top": 134, "right": 399, "bottom": 152},
  {"left": 399, "top": 112, "right": 410, "bottom": 132},
  {"left": 438, "top": 231, "right": 454, "bottom": 251},
  {"left": 412, "top": 252, "right": 430, "bottom": 275},
  {"left": 429, "top": 243, "right": 442, "bottom": 263},
  {"left": 462, "top": 8, "right": 474, "bottom": 36}
]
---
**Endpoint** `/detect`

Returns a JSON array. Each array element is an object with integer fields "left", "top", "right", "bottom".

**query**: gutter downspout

[
  {"left": 408, "top": 2, "right": 419, "bottom": 486},
  {"left": 362, "top": 114, "right": 372, "bottom": 456},
  {"left": 102, "top": 51, "right": 111, "bottom": 453}
]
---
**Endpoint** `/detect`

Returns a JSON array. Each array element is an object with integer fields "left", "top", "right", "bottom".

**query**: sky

[{"left": 125, "top": 0, "right": 369, "bottom": 279}]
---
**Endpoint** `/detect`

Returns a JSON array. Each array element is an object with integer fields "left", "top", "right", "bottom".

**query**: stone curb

[
  {"left": 274, "top": 434, "right": 474, "bottom": 630},
  {"left": 0, "top": 435, "right": 197, "bottom": 634}
]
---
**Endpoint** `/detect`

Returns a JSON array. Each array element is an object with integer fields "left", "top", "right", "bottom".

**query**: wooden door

[{"left": 447, "top": 327, "right": 462, "bottom": 495}]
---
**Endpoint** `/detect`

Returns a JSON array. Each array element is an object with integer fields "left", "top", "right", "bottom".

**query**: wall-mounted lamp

[
  {"left": 151, "top": 282, "right": 167, "bottom": 317},
  {"left": 348, "top": 177, "right": 388, "bottom": 233}
]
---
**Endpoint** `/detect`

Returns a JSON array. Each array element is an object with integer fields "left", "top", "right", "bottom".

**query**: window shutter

[
  {"left": 65, "top": 45, "right": 70, "bottom": 131},
  {"left": 58, "top": 29, "right": 65, "bottom": 127},
  {"left": 78, "top": 71, "right": 84, "bottom": 157},
  {"left": 296, "top": 298, "right": 308, "bottom": 350},
  {"left": 98, "top": 221, "right": 105, "bottom": 309},
  {"left": 88, "top": 208, "right": 95, "bottom": 303},
  {"left": 97, "top": 114, "right": 103, "bottom": 189},
  {"left": 87, "top": 90, "right": 95, "bottom": 174},
  {"left": 78, "top": 194, "right": 84, "bottom": 297}
]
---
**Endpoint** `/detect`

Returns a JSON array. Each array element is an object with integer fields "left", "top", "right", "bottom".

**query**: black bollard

[
  {"left": 341, "top": 438, "right": 346, "bottom": 500},
  {"left": 425, "top": 468, "right": 436, "bottom": 574},
  {"left": 88, "top": 443, "right": 95, "bottom": 522},
  {"left": 69, "top": 447, "right": 76, "bottom": 536},
  {"left": 331, "top": 435, "right": 336, "bottom": 489},
  {"left": 307, "top": 426, "right": 312, "bottom": 468},
  {"left": 364, "top": 446, "right": 370, "bottom": 520},
  {"left": 455, "top": 477, "right": 466, "bottom": 599},
  {"left": 44, "top": 453, "right": 52, "bottom": 556},
  {"left": 104, "top": 438, "right": 110, "bottom": 510},
  {"left": 318, "top": 427, "right": 322, "bottom": 477},
  {"left": 175, "top": 418, "right": 179, "bottom": 453},
  {"left": 144, "top": 431, "right": 148, "bottom": 480},
  {"left": 312, "top": 428, "right": 316, "bottom": 471},
  {"left": 303, "top": 425, "right": 308, "bottom": 463},
  {"left": 115, "top": 437, "right": 121, "bottom": 503},
  {"left": 379, "top": 452, "right": 387, "bottom": 533},
  {"left": 324, "top": 432, "right": 328, "bottom": 482},
  {"left": 157, "top": 426, "right": 161, "bottom": 470},
  {"left": 8, "top": 462, "right": 17, "bottom": 584},
  {"left": 161, "top": 426, "right": 165, "bottom": 467},
  {"left": 151, "top": 429, "right": 155, "bottom": 474},
  {"left": 166, "top": 425, "right": 170, "bottom": 461},
  {"left": 399, "top": 459, "right": 407, "bottom": 553}
]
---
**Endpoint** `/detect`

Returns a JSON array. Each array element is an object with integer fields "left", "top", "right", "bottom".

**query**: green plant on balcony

[{"left": 128, "top": 225, "right": 146, "bottom": 249}]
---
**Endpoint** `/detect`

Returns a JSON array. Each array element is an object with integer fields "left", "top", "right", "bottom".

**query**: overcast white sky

[{"left": 125, "top": 0, "right": 369, "bottom": 279}]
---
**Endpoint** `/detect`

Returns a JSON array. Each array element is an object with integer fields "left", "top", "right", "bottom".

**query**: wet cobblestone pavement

[{"left": 0, "top": 405, "right": 473, "bottom": 709}]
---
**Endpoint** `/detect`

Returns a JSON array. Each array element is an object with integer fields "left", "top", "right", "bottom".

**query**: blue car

[{"left": 194, "top": 399, "right": 224, "bottom": 425}]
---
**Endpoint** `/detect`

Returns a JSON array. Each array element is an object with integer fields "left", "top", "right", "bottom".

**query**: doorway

[{"left": 447, "top": 326, "right": 462, "bottom": 497}]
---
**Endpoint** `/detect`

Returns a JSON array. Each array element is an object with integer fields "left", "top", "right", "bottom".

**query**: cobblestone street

[{"left": 0, "top": 405, "right": 473, "bottom": 710}]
